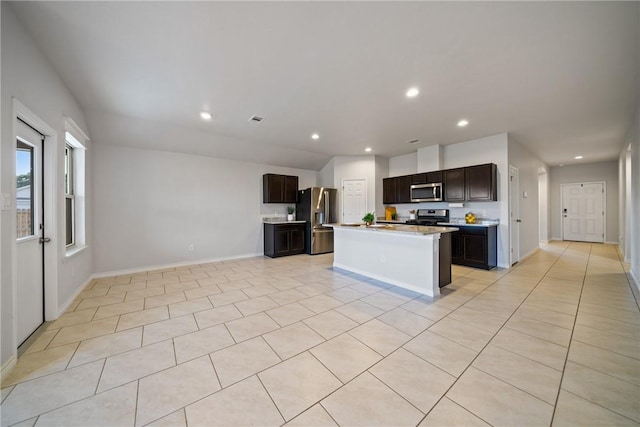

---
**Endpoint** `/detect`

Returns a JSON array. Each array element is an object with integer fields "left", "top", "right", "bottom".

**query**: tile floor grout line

[
  {"left": 570, "top": 331, "right": 640, "bottom": 360},
  {"left": 566, "top": 358, "right": 640, "bottom": 387},
  {"left": 133, "top": 379, "right": 140, "bottom": 427},
  {"left": 559, "top": 388, "right": 640, "bottom": 424},
  {"left": 365, "top": 350, "right": 448, "bottom": 417},
  {"left": 254, "top": 374, "right": 288, "bottom": 424},
  {"left": 419, "top": 241, "right": 576, "bottom": 424},
  {"left": 549, "top": 242, "right": 592, "bottom": 425},
  {"left": 206, "top": 352, "right": 223, "bottom": 393}
]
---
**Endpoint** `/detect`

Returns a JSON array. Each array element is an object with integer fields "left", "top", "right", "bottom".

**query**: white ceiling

[{"left": 10, "top": 1, "right": 640, "bottom": 171}]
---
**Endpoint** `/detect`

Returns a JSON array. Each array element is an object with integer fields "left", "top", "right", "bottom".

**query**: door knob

[
  {"left": 516, "top": 219, "right": 522, "bottom": 223},
  {"left": 39, "top": 237, "right": 51, "bottom": 243}
]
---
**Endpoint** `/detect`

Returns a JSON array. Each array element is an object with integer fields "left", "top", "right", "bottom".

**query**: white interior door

[
  {"left": 509, "top": 166, "right": 520, "bottom": 266},
  {"left": 562, "top": 183, "right": 604, "bottom": 243},
  {"left": 342, "top": 179, "right": 367, "bottom": 224},
  {"left": 16, "top": 119, "right": 45, "bottom": 345}
]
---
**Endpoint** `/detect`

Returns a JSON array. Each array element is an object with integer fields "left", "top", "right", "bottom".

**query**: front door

[
  {"left": 342, "top": 179, "right": 367, "bottom": 224},
  {"left": 16, "top": 119, "right": 45, "bottom": 345},
  {"left": 562, "top": 182, "right": 605, "bottom": 243}
]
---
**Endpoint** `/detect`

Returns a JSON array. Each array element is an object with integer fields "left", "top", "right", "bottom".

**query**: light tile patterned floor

[{"left": 1, "top": 241, "right": 639, "bottom": 426}]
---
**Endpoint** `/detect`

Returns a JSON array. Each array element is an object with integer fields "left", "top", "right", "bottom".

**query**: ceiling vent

[
  {"left": 249, "top": 115, "right": 264, "bottom": 123},
  {"left": 408, "top": 139, "right": 421, "bottom": 144}
]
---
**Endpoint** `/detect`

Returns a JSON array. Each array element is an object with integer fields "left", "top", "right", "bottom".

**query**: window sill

[{"left": 64, "top": 245, "right": 88, "bottom": 261}]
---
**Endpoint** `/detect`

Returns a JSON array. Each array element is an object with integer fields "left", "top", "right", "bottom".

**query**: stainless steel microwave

[{"left": 410, "top": 182, "right": 443, "bottom": 202}]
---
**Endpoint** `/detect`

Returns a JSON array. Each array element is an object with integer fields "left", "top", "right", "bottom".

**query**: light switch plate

[{"left": 0, "top": 193, "right": 11, "bottom": 211}]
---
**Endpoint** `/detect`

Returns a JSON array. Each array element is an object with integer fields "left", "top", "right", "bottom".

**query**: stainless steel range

[{"left": 406, "top": 209, "right": 449, "bottom": 226}]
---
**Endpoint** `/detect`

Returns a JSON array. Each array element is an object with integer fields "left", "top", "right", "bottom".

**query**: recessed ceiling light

[
  {"left": 311, "top": 133, "right": 320, "bottom": 140},
  {"left": 200, "top": 112, "right": 212, "bottom": 120},
  {"left": 457, "top": 119, "right": 469, "bottom": 127},
  {"left": 365, "top": 147, "right": 372, "bottom": 152},
  {"left": 574, "top": 155, "right": 583, "bottom": 160},
  {"left": 406, "top": 87, "right": 420, "bottom": 98}
]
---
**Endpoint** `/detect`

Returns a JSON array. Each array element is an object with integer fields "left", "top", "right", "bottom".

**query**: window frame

[
  {"left": 64, "top": 144, "right": 75, "bottom": 247},
  {"left": 63, "top": 118, "right": 88, "bottom": 258}
]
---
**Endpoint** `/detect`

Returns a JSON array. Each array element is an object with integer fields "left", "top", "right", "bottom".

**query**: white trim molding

[
  {"left": 1, "top": 355, "right": 17, "bottom": 383},
  {"left": 92, "top": 252, "right": 264, "bottom": 279}
]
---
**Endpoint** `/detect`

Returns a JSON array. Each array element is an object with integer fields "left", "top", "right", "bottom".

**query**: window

[
  {"left": 64, "top": 118, "right": 88, "bottom": 254},
  {"left": 16, "top": 140, "right": 35, "bottom": 239},
  {"left": 64, "top": 144, "right": 75, "bottom": 246}
]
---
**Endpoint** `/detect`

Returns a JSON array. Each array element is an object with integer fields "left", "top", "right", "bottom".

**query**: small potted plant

[
  {"left": 287, "top": 206, "right": 295, "bottom": 221},
  {"left": 409, "top": 209, "right": 416, "bottom": 220},
  {"left": 391, "top": 212, "right": 398, "bottom": 220},
  {"left": 362, "top": 212, "right": 375, "bottom": 226}
]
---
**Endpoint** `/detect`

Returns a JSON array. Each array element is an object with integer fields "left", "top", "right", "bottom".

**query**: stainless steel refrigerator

[{"left": 296, "top": 187, "right": 338, "bottom": 254}]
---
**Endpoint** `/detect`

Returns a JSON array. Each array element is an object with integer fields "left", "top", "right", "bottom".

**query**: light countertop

[
  {"left": 263, "top": 218, "right": 306, "bottom": 224},
  {"left": 332, "top": 223, "right": 459, "bottom": 236},
  {"left": 437, "top": 222, "right": 498, "bottom": 228}
]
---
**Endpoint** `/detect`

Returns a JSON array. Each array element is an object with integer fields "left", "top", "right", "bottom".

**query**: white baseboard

[
  {"left": 1, "top": 354, "right": 17, "bottom": 383},
  {"left": 519, "top": 247, "right": 540, "bottom": 263},
  {"left": 630, "top": 269, "right": 639, "bottom": 294},
  {"left": 92, "top": 252, "right": 264, "bottom": 279},
  {"left": 539, "top": 240, "right": 550, "bottom": 245},
  {"left": 57, "top": 275, "right": 95, "bottom": 317}
]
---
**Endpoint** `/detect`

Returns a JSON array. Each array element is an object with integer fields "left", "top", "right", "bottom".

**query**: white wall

[
  {"left": 417, "top": 145, "right": 444, "bottom": 172},
  {"left": 619, "top": 147, "right": 632, "bottom": 260},
  {"left": 508, "top": 136, "right": 548, "bottom": 259},
  {"left": 374, "top": 156, "right": 389, "bottom": 218},
  {"left": 539, "top": 171, "right": 550, "bottom": 243},
  {"left": 624, "top": 106, "right": 639, "bottom": 290},
  {"left": 319, "top": 158, "right": 335, "bottom": 188},
  {"left": 388, "top": 152, "right": 417, "bottom": 176},
  {"left": 1, "top": 3, "right": 92, "bottom": 367},
  {"left": 92, "top": 143, "right": 317, "bottom": 274},
  {"left": 549, "top": 161, "right": 619, "bottom": 242}
]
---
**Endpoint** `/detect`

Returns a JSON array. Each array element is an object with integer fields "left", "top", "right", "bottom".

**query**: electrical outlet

[{"left": 188, "top": 244, "right": 194, "bottom": 251}]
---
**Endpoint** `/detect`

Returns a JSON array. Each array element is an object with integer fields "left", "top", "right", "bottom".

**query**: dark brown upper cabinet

[
  {"left": 382, "top": 177, "right": 397, "bottom": 204},
  {"left": 395, "top": 175, "right": 412, "bottom": 203},
  {"left": 426, "top": 171, "right": 443, "bottom": 183},
  {"left": 263, "top": 174, "right": 299, "bottom": 203},
  {"left": 465, "top": 163, "right": 497, "bottom": 201},
  {"left": 443, "top": 168, "right": 465, "bottom": 202},
  {"left": 411, "top": 171, "right": 442, "bottom": 185},
  {"left": 383, "top": 163, "right": 495, "bottom": 204},
  {"left": 411, "top": 173, "right": 427, "bottom": 184}
]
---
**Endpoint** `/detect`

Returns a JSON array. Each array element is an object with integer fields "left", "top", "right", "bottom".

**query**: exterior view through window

[{"left": 16, "top": 140, "right": 34, "bottom": 239}]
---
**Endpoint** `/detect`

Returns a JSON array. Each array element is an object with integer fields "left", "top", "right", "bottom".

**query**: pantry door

[
  {"left": 562, "top": 182, "right": 605, "bottom": 243},
  {"left": 342, "top": 179, "right": 367, "bottom": 224}
]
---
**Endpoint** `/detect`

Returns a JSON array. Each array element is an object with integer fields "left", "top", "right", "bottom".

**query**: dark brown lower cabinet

[
  {"left": 264, "top": 223, "right": 305, "bottom": 258},
  {"left": 451, "top": 226, "right": 497, "bottom": 270}
]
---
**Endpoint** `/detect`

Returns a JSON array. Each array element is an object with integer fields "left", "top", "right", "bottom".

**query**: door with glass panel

[{"left": 16, "top": 119, "right": 45, "bottom": 345}]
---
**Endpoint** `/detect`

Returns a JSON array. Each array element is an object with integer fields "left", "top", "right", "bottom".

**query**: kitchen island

[{"left": 332, "top": 224, "right": 458, "bottom": 297}]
